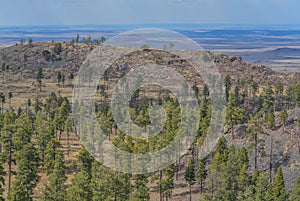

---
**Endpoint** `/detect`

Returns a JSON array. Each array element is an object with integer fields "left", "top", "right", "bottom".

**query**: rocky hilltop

[{"left": 0, "top": 42, "right": 298, "bottom": 86}]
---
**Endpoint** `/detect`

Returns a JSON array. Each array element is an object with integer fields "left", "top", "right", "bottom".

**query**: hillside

[{"left": 0, "top": 41, "right": 299, "bottom": 201}]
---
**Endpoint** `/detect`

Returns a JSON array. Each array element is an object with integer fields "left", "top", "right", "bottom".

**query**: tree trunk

[
  {"left": 200, "top": 181, "right": 203, "bottom": 193},
  {"left": 67, "top": 131, "right": 70, "bottom": 157},
  {"left": 189, "top": 184, "right": 192, "bottom": 201},
  {"left": 269, "top": 135, "right": 273, "bottom": 182},
  {"left": 175, "top": 160, "right": 179, "bottom": 180},
  {"left": 8, "top": 147, "right": 12, "bottom": 191},
  {"left": 159, "top": 170, "right": 163, "bottom": 201},
  {"left": 231, "top": 122, "right": 234, "bottom": 141},
  {"left": 254, "top": 132, "right": 258, "bottom": 170}
]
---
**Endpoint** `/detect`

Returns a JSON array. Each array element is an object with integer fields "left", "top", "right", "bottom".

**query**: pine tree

[
  {"left": 217, "top": 146, "right": 239, "bottom": 201},
  {"left": 8, "top": 92, "right": 12, "bottom": 107},
  {"left": 224, "top": 75, "right": 232, "bottom": 102},
  {"left": 254, "top": 172, "right": 273, "bottom": 201},
  {"left": 91, "top": 162, "right": 115, "bottom": 201},
  {"left": 67, "top": 147, "right": 94, "bottom": 201},
  {"left": 273, "top": 167, "right": 288, "bottom": 201},
  {"left": 41, "top": 151, "right": 67, "bottom": 201},
  {"left": 37, "top": 68, "right": 44, "bottom": 92},
  {"left": 44, "top": 138, "right": 61, "bottom": 174},
  {"left": 35, "top": 112, "right": 53, "bottom": 164},
  {"left": 0, "top": 93, "right": 4, "bottom": 114},
  {"left": 274, "top": 81, "right": 284, "bottom": 110},
  {"left": 67, "top": 170, "right": 92, "bottom": 201},
  {"left": 132, "top": 174, "right": 150, "bottom": 201},
  {"left": 279, "top": 109, "right": 288, "bottom": 131},
  {"left": 247, "top": 115, "right": 264, "bottom": 170},
  {"left": 238, "top": 163, "right": 249, "bottom": 198},
  {"left": 8, "top": 144, "right": 40, "bottom": 201},
  {"left": 57, "top": 72, "right": 62, "bottom": 86},
  {"left": 185, "top": 158, "right": 195, "bottom": 201},
  {"left": 161, "top": 165, "right": 175, "bottom": 201},
  {"left": 0, "top": 157, "right": 5, "bottom": 201},
  {"left": 289, "top": 177, "right": 300, "bottom": 201},
  {"left": 64, "top": 117, "right": 73, "bottom": 156},
  {"left": 1, "top": 109, "right": 16, "bottom": 191},
  {"left": 13, "top": 113, "right": 32, "bottom": 151},
  {"left": 226, "top": 92, "right": 245, "bottom": 140},
  {"left": 197, "top": 158, "right": 207, "bottom": 193}
]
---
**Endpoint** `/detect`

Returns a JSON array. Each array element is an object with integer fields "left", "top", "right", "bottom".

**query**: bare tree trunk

[
  {"left": 8, "top": 147, "right": 12, "bottom": 191},
  {"left": 67, "top": 131, "right": 70, "bottom": 157},
  {"left": 254, "top": 132, "right": 258, "bottom": 170},
  {"left": 160, "top": 170, "right": 163, "bottom": 201},
  {"left": 189, "top": 184, "right": 192, "bottom": 201},
  {"left": 231, "top": 122, "right": 235, "bottom": 141},
  {"left": 269, "top": 136, "right": 273, "bottom": 182}
]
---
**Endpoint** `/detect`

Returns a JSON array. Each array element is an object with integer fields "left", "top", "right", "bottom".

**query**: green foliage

[
  {"left": 37, "top": 68, "right": 44, "bottom": 91},
  {"left": 226, "top": 92, "right": 246, "bottom": 140},
  {"left": 8, "top": 144, "right": 40, "bottom": 201},
  {"left": 28, "top": 38, "right": 33, "bottom": 46},
  {"left": 273, "top": 167, "right": 288, "bottom": 201},
  {"left": 254, "top": 172, "right": 273, "bottom": 201},
  {"left": 132, "top": 174, "right": 150, "bottom": 201},
  {"left": 289, "top": 177, "right": 300, "bottom": 201},
  {"left": 0, "top": 157, "right": 5, "bottom": 201},
  {"left": 67, "top": 170, "right": 92, "bottom": 201},
  {"left": 279, "top": 109, "right": 288, "bottom": 127},
  {"left": 224, "top": 74, "right": 232, "bottom": 102},
  {"left": 13, "top": 114, "right": 32, "bottom": 151},
  {"left": 197, "top": 158, "right": 207, "bottom": 193},
  {"left": 54, "top": 42, "right": 62, "bottom": 54},
  {"left": 185, "top": 158, "right": 195, "bottom": 201},
  {"left": 44, "top": 139, "right": 61, "bottom": 174},
  {"left": 75, "top": 34, "right": 80, "bottom": 43},
  {"left": 41, "top": 151, "right": 67, "bottom": 201}
]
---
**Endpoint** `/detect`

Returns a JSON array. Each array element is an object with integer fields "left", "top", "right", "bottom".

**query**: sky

[{"left": 0, "top": 0, "right": 300, "bottom": 26}]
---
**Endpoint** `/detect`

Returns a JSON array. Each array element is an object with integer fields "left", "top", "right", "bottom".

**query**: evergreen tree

[
  {"left": 0, "top": 93, "right": 5, "bottom": 114},
  {"left": 91, "top": 162, "right": 115, "bottom": 201},
  {"left": 41, "top": 151, "right": 67, "bottom": 201},
  {"left": 8, "top": 92, "right": 12, "bottom": 107},
  {"left": 224, "top": 75, "right": 232, "bottom": 102},
  {"left": 64, "top": 117, "right": 73, "bottom": 156},
  {"left": 197, "top": 158, "right": 207, "bottom": 193},
  {"left": 185, "top": 158, "right": 195, "bottom": 201},
  {"left": 37, "top": 68, "right": 44, "bottom": 92},
  {"left": 279, "top": 109, "right": 288, "bottom": 131},
  {"left": 254, "top": 172, "right": 273, "bottom": 201},
  {"left": 132, "top": 174, "right": 150, "bottom": 201},
  {"left": 0, "top": 157, "right": 5, "bottom": 201},
  {"left": 217, "top": 146, "right": 239, "bottom": 201},
  {"left": 67, "top": 170, "right": 92, "bottom": 201},
  {"left": 274, "top": 81, "right": 284, "bottom": 110},
  {"left": 247, "top": 115, "right": 264, "bottom": 170},
  {"left": 75, "top": 34, "right": 80, "bottom": 44},
  {"left": 44, "top": 138, "right": 61, "bottom": 174},
  {"left": 273, "top": 167, "right": 288, "bottom": 201},
  {"left": 1, "top": 109, "right": 16, "bottom": 190},
  {"left": 67, "top": 147, "right": 94, "bottom": 201},
  {"left": 289, "top": 177, "right": 300, "bottom": 201},
  {"left": 8, "top": 144, "right": 40, "bottom": 201},
  {"left": 13, "top": 113, "right": 32, "bottom": 151},
  {"left": 226, "top": 92, "right": 245, "bottom": 140},
  {"left": 57, "top": 72, "right": 62, "bottom": 86}
]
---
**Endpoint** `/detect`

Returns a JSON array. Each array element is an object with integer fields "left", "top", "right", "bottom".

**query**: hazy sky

[{"left": 1, "top": 0, "right": 299, "bottom": 26}]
